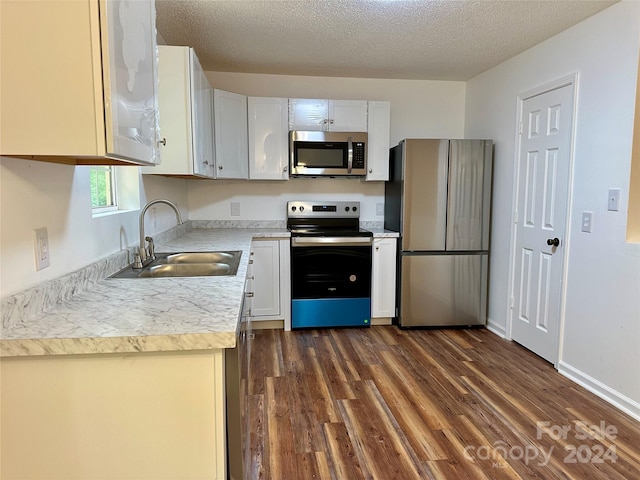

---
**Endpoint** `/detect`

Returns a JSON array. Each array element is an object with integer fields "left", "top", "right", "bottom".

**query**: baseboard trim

[
  {"left": 251, "top": 319, "right": 284, "bottom": 330},
  {"left": 557, "top": 361, "right": 640, "bottom": 422},
  {"left": 371, "top": 317, "right": 393, "bottom": 326},
  {"left": 486, "top": 321, "right": 506, "bottom": 339}
]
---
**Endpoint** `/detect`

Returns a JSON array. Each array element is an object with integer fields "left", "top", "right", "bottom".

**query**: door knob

[{"left": 546, "top": 237, "right": 560, "bottom": 247}]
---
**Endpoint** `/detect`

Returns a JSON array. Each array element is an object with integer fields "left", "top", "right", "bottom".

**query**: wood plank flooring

[{"left": 244, "top": 326, "right": 640, "bottom": 479}]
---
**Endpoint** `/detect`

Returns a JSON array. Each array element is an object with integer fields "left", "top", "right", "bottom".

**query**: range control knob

[
  {"left": 300, "top": 206, "right": 305, "bottom": 212},
  {"left": 353, "top": 206, "right": 358, "bottom": 212},
  {"left": 345, "top": 206, "right": 350, "bottom": 212},
  {"left": 291, "top": 206, "right": 297, "bottom": 211}
]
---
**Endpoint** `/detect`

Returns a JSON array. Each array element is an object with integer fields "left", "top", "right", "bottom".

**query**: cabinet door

[
  {"left": 101, "top": 0, "right": 160, "bottom": 164},
  {"left": 365, "top": 101, "right": 391, "bottom": 181},
  {"left": 329, "top": 100, "right": 368, "bottom": 132},
  {"left": 372, "top": 237, "right": 397, "bottom": 318},
  {"left": 288, "top": 98, "right": 328, "bottom": 131},
  {"left": 250, "top": 240, "right": 281, "bottom": 318},
  {"left": 144, "top": 46, "right": 191, "bottom": 175},
  {"left": 191, "top": 51, "right": 215, "bottom": 177},
  {"left": 248, "top": 97, "right": 289, "bottom": 180},
  {"left": 214, "top": 89, "right": 249, "bottom": 178}
]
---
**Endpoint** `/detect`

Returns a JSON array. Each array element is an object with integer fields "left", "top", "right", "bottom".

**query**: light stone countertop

[
  {"left": 0, "top": 229, "right": 289, "bottom": 357},
  {"left": 0, "top": 227, "right": 394, "bottom": 357}
]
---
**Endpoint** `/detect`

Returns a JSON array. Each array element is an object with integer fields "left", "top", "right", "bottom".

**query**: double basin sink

[{"left": 110, "top": 251, "right": 242, "bottom": 279}]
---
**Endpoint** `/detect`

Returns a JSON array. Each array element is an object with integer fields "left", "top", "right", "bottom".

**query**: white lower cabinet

[
  {"left": 248, "top": 239, "right": 291, "bottom": 329},
  {"left": 371, "top": 237, "right": 397, "bottom": 319}
]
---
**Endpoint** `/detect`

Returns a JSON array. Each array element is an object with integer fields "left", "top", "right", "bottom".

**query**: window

[
  {"left": 90, "top": 166, "right": 118, "bottom": 213},
  {"left": 86, "top": 165, "right": 140, "bottom": 217}
]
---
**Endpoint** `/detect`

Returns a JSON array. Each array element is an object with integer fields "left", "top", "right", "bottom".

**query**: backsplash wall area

[
  {"left": 188, "top": 178, "right": 384, "bottom": 223},
  {"left": 0, "top": 159, "right": 188, "bottom": 297}
]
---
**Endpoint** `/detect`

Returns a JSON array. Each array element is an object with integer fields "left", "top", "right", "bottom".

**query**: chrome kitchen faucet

[{"left": 135, "top": 199, "right": 183, "bottom": 268}]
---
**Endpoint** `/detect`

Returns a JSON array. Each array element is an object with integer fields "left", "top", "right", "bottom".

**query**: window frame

[{"left": 90, "top": 165, "right": 118, "bottom": 215}]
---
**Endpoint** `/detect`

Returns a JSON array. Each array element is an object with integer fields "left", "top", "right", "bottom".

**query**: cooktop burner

[{"left": 287, "top": 201, "right": 371, "bottom": 237}]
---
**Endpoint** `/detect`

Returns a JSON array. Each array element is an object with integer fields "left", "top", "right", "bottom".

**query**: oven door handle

[
  {"left": 292, "top": 237, "right": 372, "bottom": 247},
  {"left": 347, "top": 136, "right": 353, "bottom": 174}
]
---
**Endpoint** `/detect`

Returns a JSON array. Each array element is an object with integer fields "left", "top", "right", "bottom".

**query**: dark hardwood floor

[{"left": 244, "top": 326, "right": 640, "bottom": 479}]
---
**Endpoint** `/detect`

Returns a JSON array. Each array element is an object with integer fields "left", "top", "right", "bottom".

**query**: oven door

[{"left": 291, "top": 236, "right": 372, "bottom": 328}]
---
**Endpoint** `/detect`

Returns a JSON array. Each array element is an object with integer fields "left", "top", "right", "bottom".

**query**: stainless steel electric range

[{"left": 287, "top": 201, "right": 373, "bottom": 329}]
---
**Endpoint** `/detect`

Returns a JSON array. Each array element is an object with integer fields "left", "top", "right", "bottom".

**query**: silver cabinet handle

[
  {"left": 158, "top": 137, "right": 167, "bottom": 147},
  {"left": 330, "top": 119, "right": 334, "bottom": 124},
  {"left": 245, "top": 292, "right": 254, "bottom": 297},
  {"left": 218, "top": 165, "right": 223, "bottom": 170}
]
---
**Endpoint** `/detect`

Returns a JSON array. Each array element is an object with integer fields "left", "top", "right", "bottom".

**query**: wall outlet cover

[
  {"left": 581, "top": 211, "right": 593, "bottom": 233},
  {"left": 607, "top": 188, "right": 620, "bottom": 211},
  {"left": 33, "top": 227, "right": 51, "bottom": 270}
]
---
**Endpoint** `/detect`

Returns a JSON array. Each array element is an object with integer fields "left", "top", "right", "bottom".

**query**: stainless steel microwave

[{"left": 289, "top": 131, "right": 367, "bottom": 177}]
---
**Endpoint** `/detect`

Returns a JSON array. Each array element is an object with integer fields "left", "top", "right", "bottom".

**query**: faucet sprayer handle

[{"left": 145, "top": 236, "right": 155, "bottom": 261}]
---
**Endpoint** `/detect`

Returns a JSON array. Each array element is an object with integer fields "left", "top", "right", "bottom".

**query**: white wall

[
  {"left": 465, "top": 1, "right": 640, "bottom": 412},
  {"left": 0, "top": 158, "right": 187, "bottom": 297},
  {"left": 189, "top": 73, "right": 466, "bottom": 221}
]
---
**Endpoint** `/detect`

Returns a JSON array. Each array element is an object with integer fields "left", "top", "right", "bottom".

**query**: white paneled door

[{"left": 511, "top": 81, "right": 574, "bottom": 364}]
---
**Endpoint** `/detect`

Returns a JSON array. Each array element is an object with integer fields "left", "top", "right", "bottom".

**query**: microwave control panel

[{"left": 353, "top": 142, "right": 365, "bottom": 168}]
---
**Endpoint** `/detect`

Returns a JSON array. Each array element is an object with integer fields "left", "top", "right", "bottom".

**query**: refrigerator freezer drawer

[{"left": 399, "top": 254, "right": 488, "bottom": 327}]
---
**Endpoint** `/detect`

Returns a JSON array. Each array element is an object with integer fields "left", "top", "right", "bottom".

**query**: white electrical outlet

[
  {"left": 230, "top": 202, "right": 240, "bottom": 216},
  {"left": 33, "top": 227, "right": 50, "bottom": 270},
  {"left": 607, "top": 188, "right": 620, "bottom": 211},
  {"left": 376, "top": 203, "right": 384, "bottom": 216},
  {"left": 581, "top": 212, "right": 593, "bottom": 233}
]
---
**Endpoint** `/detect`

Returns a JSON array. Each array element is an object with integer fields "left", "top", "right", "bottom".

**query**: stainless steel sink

[
  {"left": 137, "top": 263, "right": 232, "bottom": 278},
  {"left": 110, "top": 251, "right": 241, "bottom": 278},
  {"left": 159, "top": 252, "right": 238, "bottom": 265}
]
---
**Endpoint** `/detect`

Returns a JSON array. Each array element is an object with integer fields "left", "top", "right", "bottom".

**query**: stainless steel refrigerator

[{"left": 384, "top": 139, "right": 493, "bottom": 327}]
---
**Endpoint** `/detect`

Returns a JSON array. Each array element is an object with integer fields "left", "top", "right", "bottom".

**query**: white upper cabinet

[
  {"left": 214, "top": 89, "right": 249, "bottom": 179},
  {"left": 0, "top": 0, "right": 160, "bottom": 166},
  {"left": 365, "top": 101, "right": 391, "bottom": 181},
  {"left": 143, "top": 46, "right": 214, "bottom": 178},
  {"left": 288, "top": 99, "right": 368, "bottom": 132},
  {"left": 248, "top": 97, "right": 289, "bottom": 180},
  {"left": 191, "top": 53, "right": 215, "bottom": 177}
]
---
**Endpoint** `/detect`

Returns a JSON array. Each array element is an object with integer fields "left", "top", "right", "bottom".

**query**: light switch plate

[
  {"left": 607, "top": 188, "right": 620, "bottom": 211},
  {"left": 230, "top": 202, "right": 240, "bottom": 216},
  {"left": 34, "top": 227, "right": 50, "bottom": 270}
]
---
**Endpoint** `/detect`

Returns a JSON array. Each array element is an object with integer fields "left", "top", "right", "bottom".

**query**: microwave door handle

[{"left": 347, "top": 136, "right": 353, "bottom": 173}]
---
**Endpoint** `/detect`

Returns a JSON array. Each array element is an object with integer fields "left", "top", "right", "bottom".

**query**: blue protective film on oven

[{"left": 291, "top": 298, "right": 371, "bottom": 329}]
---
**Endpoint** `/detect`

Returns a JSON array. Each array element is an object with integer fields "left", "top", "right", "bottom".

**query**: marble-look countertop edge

[{"left": 0, "top": 331, "right": 238, "bottom": 357}]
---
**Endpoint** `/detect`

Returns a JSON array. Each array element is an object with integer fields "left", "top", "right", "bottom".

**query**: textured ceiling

[{"left": 156, "top": 0, "right": 617, "bottom": 81}]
